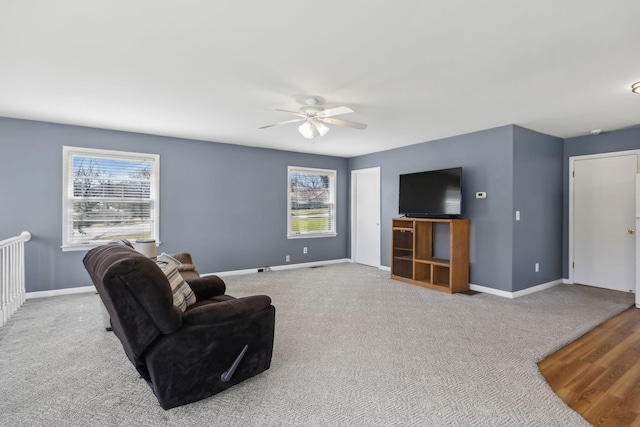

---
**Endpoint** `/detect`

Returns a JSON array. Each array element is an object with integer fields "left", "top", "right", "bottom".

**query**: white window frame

[
  {"left": 61, "top": 146, "right": 160, "bottom": 251},
  {"left": 287, "top": 166, "right": 337, "bottom": 239}
]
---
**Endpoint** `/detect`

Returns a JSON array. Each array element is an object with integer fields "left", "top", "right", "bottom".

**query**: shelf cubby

[{"left": 392, "top": 258, "right": 413, "bottom": 279}]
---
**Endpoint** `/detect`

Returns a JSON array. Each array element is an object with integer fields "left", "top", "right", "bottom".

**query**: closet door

[{"left": 572, "top": 154, "right": 637, "bottom": 292}]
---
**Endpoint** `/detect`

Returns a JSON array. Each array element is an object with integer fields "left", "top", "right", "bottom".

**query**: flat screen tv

[{"left": 398, "top": 167, "right": 462, "bottom": 218}]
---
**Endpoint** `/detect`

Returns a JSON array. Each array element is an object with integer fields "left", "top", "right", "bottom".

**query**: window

[
  {"left": 287, "top": 166, "right": 336, "bottom": 238},
  {"left": 62, "top": 146, "right": 159, "bottom": 250}
]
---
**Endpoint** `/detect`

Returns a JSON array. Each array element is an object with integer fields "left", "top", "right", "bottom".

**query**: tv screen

[{"left": 398, "top": 167, "right": 462, "bottom": 218}]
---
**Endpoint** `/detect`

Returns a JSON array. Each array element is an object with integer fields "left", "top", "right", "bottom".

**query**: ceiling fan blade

[
  {"left": 320, "top": 117, "right": 367, "bottom": 130},
  {"left": 268, "top": 108, "right": 306, "bottom": 118},
  {"left": 320, "top": 106, "right": 354, "bottom": 117},
  {"left": 258, "top": 118, "right": 305, "bottom": 129}
]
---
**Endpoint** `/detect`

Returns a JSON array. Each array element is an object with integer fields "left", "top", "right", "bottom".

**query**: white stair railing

[{"left": 0, "top": 231, "right": 31, "bottom": 327}]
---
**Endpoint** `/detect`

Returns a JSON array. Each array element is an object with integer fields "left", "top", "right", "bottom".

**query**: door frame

[
  {"left": 350, "top": 166, "right": 381, "bottom": 267},
  {"left": 568, "top": 149, "right": 640, "bottom": 286}
]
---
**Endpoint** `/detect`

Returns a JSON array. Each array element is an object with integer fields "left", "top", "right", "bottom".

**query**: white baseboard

[
  {"left": 26, "top": 259, "right": 352, "bottom": 298},
  {"left": 27, "top": 285, "right": 96, "bottom": 300},
  {"left": 203, "top": 258, "right": 352, "bottom": 277},
  {"left": 469, "top": 279, "right": 563, "bottom": 299},
  {"left": 468, "top": 284, "right": 513, "bottom": 298},
  {"left": 379, "top": 265, "right": 391, "bottom": 272}
]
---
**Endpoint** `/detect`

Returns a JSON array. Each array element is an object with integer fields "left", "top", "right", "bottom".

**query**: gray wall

[
  {"left": 512, "top": 126, "right": 563, "bottom": 291},
  {"left": 349, "top": 125, "right": 517, "bottom": 291},
  {"left": 6, "top": 113, "right": 625, "bottom": 294},
  {"left": 562, "top": 126, "right": 640, "bottom": 278},
  {"left": 0, "top": 117, "right": 349, "bottom": 292}
]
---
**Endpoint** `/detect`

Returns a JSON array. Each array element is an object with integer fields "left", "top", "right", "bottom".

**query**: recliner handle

[{"left": 221, "top": 345, "right": 249, "bottom": 382}]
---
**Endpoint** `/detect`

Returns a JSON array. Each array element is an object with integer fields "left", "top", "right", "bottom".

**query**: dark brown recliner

[{"left": 83, "top": 242, "right": 275, "bottom": 410}]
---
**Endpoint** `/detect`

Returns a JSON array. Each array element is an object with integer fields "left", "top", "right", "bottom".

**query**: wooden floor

[{"left": 538, "top": 306, "right": 640, "bottom": 427}]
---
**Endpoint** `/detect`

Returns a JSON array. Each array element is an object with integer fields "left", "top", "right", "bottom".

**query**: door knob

[{"left": 629, "top": 229, "right": 636, "bottom": 235}]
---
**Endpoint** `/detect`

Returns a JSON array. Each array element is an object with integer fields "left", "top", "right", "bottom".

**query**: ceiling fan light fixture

[
  {"left": 298, "top": 121, "right": 317, "bottom": 139},
  {"left": 632, "top": 81, "right": 640, "bottom": 94},
  {"left": 315, "top": 121, "right": 330, "bottom": 136}
]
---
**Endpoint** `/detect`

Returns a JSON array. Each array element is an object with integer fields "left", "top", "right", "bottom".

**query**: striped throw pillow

[{"left": 155, "top": 253, "right": 196, "bottom": 312}]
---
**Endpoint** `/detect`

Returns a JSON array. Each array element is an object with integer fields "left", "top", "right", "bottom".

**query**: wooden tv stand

[{"left": 390, "top": 218, "right": 469, "bottom": 293}]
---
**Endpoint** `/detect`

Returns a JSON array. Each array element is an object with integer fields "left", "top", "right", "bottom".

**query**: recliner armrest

[
  {"left": 185, "top": 276, "right": 226, "bottom": 300},
  {"left": 182, "top": 295, "right": 272, "bottom": 325}
]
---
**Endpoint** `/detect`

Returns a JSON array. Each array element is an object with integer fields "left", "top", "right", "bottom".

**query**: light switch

[{"left": 516, "top": 211, "right": 521, "bottom": 221}]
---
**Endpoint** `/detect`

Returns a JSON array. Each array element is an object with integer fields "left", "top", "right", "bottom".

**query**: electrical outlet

[
  {"left": 285, "top": 255, "right": 290, "bottom": 262},
  {"left": 303, "top": 247, "right": 308, "bottom": 254},
  {"left": 535, "top": 263, "right": 539, "bottom": 272}
]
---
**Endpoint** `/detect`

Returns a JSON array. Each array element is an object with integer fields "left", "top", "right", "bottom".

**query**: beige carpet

[{"left": 0, "top": 263, "right": 633, "bottom": 426}]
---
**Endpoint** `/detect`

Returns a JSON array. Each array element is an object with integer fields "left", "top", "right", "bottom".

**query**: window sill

[
  {"left": 287, "top": 233, "right": 337, "bottom": 239},
  {"left": 61, "top": 241, "right": 161, "bottom": 252},
  {"left": 61, "top": 244, "right": 99, "bottom": 252}
]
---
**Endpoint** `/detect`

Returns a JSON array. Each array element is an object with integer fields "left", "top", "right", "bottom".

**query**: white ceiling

[{"left": 1, "top": 1, "right": 639, "bottom": 158}]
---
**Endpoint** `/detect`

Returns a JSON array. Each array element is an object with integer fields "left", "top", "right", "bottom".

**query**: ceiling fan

[{"left": 259, "top": 97, "right": 367, "bottom": 139}]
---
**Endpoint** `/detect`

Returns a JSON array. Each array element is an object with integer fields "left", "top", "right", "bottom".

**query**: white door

[
  {"left": 572, "top": 154, "right": 637, "bottom": 292},
  {"left": 351, "top": 167, "right": 381, "bottom": 267}
]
